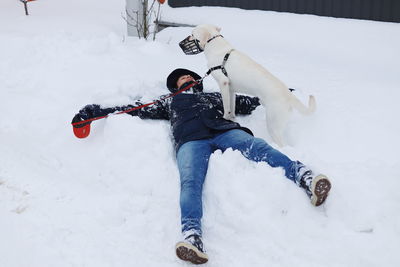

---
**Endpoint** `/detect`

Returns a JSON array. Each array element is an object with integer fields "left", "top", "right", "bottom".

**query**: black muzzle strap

[{"left": 207, "top": 34, "right": 223, "bottom": 44}]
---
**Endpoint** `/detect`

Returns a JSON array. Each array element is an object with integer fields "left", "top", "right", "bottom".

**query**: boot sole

[
  {"left": 311, "top": 174, "right": 331, "bottom": 206},
  {"left": 176, "top": 241, "right": 208, "bottom": 264}
]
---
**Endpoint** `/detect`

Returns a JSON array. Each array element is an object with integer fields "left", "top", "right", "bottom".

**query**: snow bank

[{"left": 1, "top": 1, "right": 399, "bottom": 266}]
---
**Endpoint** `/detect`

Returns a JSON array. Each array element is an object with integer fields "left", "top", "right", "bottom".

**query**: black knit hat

[{"left": 166, "top": 68, "right": 203, "bottom": 93}]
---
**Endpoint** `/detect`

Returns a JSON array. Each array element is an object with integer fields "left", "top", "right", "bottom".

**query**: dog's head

[
  {"left": 179, "top": 24, "right": 221, "bottom": 55},
  {"left": 192, "top": 24, "right": 222, "bottom": 50}
]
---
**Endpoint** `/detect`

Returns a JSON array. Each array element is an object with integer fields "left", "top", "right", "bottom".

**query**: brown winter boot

[
  {"left": 176, "top": 234, "right": 208, "bottom": 264},
  {"left": 300, "top": 171, "right": 332, "bottom": 206}
]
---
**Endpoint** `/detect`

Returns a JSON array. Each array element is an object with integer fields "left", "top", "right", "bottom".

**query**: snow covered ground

[{"left": 1, "top": 0, "right": 400, "bottom": 266}]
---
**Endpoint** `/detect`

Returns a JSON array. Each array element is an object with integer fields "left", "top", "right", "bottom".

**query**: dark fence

[{"left": 168, "top": 0, "right": 400, "bottom": 23}]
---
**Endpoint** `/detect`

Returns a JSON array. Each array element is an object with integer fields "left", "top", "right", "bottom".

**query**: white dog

[{"left": 180, "top": 24, "right": 316, "bottom": 147}]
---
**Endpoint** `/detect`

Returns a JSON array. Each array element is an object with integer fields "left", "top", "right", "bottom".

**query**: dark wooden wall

[{"left": 168, "top": 0, "right": 400, "bottom": 23}]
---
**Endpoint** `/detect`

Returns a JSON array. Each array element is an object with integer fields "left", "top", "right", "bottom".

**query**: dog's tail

[{"left": 290, "top": 95, "right": 316, "bottom": 115}]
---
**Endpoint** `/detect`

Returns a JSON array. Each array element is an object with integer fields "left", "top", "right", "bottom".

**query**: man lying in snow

[{"left": 72, "top": 68, "right": 331, "bottom": 265}]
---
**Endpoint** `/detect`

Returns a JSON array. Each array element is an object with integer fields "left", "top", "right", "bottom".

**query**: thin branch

[
  {"left": 123, "top": 0, "right": 163, "bottom": 40},
  {"left": 121, "top": 11, "right": 136, "bottom": 27}
]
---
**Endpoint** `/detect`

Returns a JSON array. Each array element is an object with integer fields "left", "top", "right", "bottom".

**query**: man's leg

[
  {"left": 176, "top": 139, "right": 213, "bottom": 236},
  {"left": 176, "top": 139, "right": 213, "bottom": 264},
  {"left": 212, "top": 129, "right": 331, "bottom": 206},
  {"left": 212, "top": 129, "right": 303, "bottom": 183}
]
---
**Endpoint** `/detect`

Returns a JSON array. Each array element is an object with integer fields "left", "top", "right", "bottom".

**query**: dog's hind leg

[{"left": 265, "top": 107, "right": 290, "bottom": 147}]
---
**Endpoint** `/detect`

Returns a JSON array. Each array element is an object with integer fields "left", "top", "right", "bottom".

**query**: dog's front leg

[
  {"left": 218, "top": 78, "right": 234, "bottom": 120},
  {"left": 230, "top": 91, "right": 236, "bottom": 118}
]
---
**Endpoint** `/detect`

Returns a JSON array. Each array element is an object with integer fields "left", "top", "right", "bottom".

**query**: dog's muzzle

[{"left": 179, "top": 35, "right": 204, "bottom": 55}]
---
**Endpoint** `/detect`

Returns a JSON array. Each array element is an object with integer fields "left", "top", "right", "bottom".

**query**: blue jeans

[{"left": 176, "top": 129, "right": 304, "bottom": 236}]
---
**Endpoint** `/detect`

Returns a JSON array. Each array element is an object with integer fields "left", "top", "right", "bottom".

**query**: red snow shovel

[{"left": 73, "top": 121, "right": 92, "bottom": 139}]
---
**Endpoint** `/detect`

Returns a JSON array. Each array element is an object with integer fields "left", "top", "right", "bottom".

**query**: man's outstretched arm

[{"left": 72, "top": 97, "right": 170, "bottom": 125}]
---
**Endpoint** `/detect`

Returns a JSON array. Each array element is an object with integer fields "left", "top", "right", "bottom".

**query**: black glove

[
  {"left": 71, "top": 113, "right": 88, "bottom": 127},
  {"left": 71, "top": 104, "right": 102, "bottom": 128},
  {"left": 78, "top": 104, "right": 102, "bottom": 120}
]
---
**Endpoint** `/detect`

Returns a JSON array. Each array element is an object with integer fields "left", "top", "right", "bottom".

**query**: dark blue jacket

[{"left": 75, "top": 92, "right": 260, "bottom": 151}]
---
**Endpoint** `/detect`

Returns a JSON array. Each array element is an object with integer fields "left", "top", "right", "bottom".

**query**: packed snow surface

[{"left": 1, "top": 1, "right": 399, "bottom": 266}]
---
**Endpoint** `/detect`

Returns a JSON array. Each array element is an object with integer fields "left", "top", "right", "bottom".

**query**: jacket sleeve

[
  {"left": 127, "top": 98, "right": 170, "bottom": 120},
  {"left": 74, "top": 97, "right": 170, "bottom": 122},
  {"left": 235, "top": 95, "right": 260, "bottom": 115}
]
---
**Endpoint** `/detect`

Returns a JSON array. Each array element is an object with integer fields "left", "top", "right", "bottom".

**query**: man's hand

[
  {"left": 75, "top": 104, "right": 102, "bottom": 121},
  {"left": 71, "top": 105, "right": 101, "bottom": 138},
  {"left": 71, "top": 104, "right": 102, "bottom": 131}
]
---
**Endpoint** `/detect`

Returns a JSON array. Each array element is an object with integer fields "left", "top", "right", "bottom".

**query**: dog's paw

[{"left": 223, "top": 112, "right": 235, "bottom": 120}]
